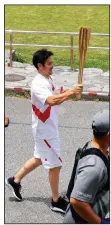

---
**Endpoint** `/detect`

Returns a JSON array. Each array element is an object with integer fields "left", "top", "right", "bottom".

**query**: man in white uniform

[{"left": 6, "top": 49, "right": 83, "bottom": 213}]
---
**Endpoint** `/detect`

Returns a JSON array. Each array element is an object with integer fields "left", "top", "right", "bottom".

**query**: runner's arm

[
  {"left": 56, "top": 89, "right": 67, "bottom": 95},
  {"left": 46, "top": 90, "right": 74, "bottom": 106},
  {"left": 46, "top": 84, "right": 83, "bottom": 106}
]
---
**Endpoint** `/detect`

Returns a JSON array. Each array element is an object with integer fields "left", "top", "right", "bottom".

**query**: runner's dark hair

[{"left": 32, "top": 49, "right": 53, "bottom": 69}]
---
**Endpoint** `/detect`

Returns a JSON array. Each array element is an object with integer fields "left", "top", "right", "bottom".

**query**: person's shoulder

[
  {"left": 32, "top": 74, "right": 47, "bottom": 88},
  {"left": 79, "top": 154, "right": 96, "bottom": 167},
  {"left": 79, "top": 154, "right": 106, "bottom": 171},
  {"left": 78, "top": 155, "right": 106, "bottom": 182}
]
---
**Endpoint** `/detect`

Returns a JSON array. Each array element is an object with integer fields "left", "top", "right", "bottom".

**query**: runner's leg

[
  {"left": 14, "top": 157, "right": 42, "bottom": 183},
  {"left": 49, "top": 166, "right": 61, "bottom": 201}
]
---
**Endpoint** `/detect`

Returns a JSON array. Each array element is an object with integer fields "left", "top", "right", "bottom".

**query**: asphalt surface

[{"left": 5, "top": 97, "right": 109, "bottom": 224}]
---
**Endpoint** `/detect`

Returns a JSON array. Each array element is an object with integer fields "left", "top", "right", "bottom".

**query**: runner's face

[{"left": 40, "top": 56, "right": 53, "bottom": 75}]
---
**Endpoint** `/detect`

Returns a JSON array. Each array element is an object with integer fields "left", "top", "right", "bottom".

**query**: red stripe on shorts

[
  {"left": 44, "top": 140, "right": 62, "bottom": 163},
  {"left": 58, "top": 156, "right": 62, "bottom": 162},
  {"left": 44, "top": 140, "right": 51, "bottom": 148}
]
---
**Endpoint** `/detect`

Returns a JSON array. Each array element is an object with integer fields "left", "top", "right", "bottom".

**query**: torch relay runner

[{"left": 5, "top": 49, "right": 83, "bottom": 214}]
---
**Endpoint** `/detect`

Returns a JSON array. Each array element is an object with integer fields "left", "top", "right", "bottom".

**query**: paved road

[{"left": 5, "top": 97, "right": 109, "bottom": 223}]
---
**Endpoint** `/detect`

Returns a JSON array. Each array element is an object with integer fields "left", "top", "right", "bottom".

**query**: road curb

[{"left": 5, "top": 87, "right": 110, "bottom": 101}]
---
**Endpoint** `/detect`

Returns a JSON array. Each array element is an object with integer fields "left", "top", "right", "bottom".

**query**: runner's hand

[{"left": 71, "top": 84, "right": 83, "bottom": 95}]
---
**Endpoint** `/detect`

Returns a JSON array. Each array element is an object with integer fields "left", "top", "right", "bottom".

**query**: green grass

[
  {"left": 5, "top": 5, "right": 109, "bottom": 71},
  {"left": 5, "top": 90, "right": 31, "bottom": 99}
]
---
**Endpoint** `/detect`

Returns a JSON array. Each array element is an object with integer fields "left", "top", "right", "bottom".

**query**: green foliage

[{"left": 5, "top": 5, "right": 109, "bottom": 71}]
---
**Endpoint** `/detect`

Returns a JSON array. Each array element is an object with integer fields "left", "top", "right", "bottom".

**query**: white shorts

[{"left": 34, "top": 138, "right": 62, "bottom": 169}]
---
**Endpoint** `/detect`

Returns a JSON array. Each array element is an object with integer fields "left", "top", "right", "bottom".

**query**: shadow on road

[
  {"left": 9, "top": 195, "right": 65, "bottom": 217},
  {"left": 9, "top": 196, "right": 50, "bottom": 206},
  {"left": 9, "top": 190, "right": 67, "bottom": 209}
]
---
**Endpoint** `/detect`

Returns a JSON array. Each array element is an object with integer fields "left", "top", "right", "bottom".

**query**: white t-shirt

[{"left": 31, "top": 72, "right": 59, "bottom": 140}]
